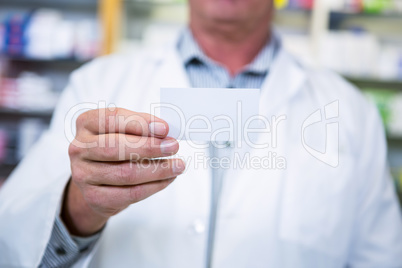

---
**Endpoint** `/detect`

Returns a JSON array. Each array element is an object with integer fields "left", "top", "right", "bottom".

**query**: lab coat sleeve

[
  {"left": 0, "top": 66, "right": 94, "bottom": 267},
  {"left": 347, "top": 104, "right": 402, "bottom": 267}
]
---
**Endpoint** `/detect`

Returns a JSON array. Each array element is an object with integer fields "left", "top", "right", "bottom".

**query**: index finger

[{"left": 77, "top": 108, "right": 169, "bottom": 138}]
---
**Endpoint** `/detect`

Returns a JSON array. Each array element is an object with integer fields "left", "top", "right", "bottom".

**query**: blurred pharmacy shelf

[
  {"left": 4, "top": 56, "right": 88, "bottom": 66},
  {"left": 346, "top": 76, "right": 402, "bottom": 90},
  {"left": 124, "top": 0, "right": 185, "bottom": 6},
  {"left": 0, "top": 108, "right": 51, "bottom": 184},
  {"left": 0, "top": 0, "right": 107, "bottom": 183},
  {"left": 0, "top": 0, "right": 97, "bottom": 10},
  {"left": 0, "top": 107, "right": 53, "bottom": 120},
  {"left": 0, "top": 164, "right": 15, "bottom": 178}
]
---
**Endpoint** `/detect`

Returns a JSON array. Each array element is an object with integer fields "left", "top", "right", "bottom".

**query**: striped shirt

[
  {"left": 179, "top": 28, "right": 277, "bottom": 89},
  {"left": 40, "top": 28, "right": 278, "bottom": 267}
]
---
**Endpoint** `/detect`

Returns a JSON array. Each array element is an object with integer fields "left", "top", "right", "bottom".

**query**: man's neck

[{"left": 189, "top": 19, "right": 271, "bottom": 76}]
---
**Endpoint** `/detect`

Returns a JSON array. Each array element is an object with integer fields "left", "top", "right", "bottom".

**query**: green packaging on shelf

[
  {"left": 362, "top": 88, "right": 397, "bottom": 132},
  {"left": 363, "top": 0, "right": 393, "bottom": 13},
  {"left": 390, "top": 167, "right": 402, "bottom": 206}
]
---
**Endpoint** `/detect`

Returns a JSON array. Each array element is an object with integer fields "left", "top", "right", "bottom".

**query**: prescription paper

[{"left": 159, "top": 87, "right": 260, "bottom": 141}]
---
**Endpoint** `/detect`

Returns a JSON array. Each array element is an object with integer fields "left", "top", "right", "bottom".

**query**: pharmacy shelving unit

[
  {"left": 0, "top": 108, "right": 52, "bottom": 178},
  {"left": 346, "top": 76, "right": 402, "bottom": 90},
  {"left": 0, "top": 0, "right": 121, "bottom": 181}
]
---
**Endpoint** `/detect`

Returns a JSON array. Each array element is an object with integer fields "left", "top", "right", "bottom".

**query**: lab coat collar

[
  {"left": 258, "top": 47, "right": 307, "bottom": 115},
  {"left": 147, "top": 32, "right": 191, "bottom": 90}
]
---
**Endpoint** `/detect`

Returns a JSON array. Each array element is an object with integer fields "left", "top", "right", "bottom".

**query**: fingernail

[
  {"left": 149, "top": 122, "right": 167, "bottom": 137},
  {"left": 173, "top": 159, "right": 186, "bottom": 175},
  {"left": 160, "top": 139, "right": 179, "bottom": 155}
]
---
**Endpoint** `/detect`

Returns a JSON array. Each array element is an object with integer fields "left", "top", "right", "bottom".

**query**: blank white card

[{"left": 159, "top": 87, "right": 260, "bottom": 141}]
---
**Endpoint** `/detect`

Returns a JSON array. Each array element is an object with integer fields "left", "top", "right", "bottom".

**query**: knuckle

[
  {"left": 76, "top": 112, "right": 88, "bottom": 129},
  {"left": 112, "top": 107, "right": 121, "bottom": 117},
  {"left": 132, "top": 115, "right": 148, "bottom": 133},
  {"left": 104, "top": 146, "right": 118, "bottom": 160},
  {"left": 153, "top": 160, "right": 170, "bottom": 177},
  {"left": 103, "top": 135, "right": 119, "bottom": 158},
  {"left": 70, "top": 164, "right": 86, "bottom": 184},
  {"left": 142, "top": 138, "right": 155, "bottom": 154},
  {"left": 84, "top": 187, "right": 101, "bottom": 207},
  {"left": 68, "top": 142, "right": 78, "bottom": 157},
  {"left": 119, "top": 163, "right": 134, "bottom": 182},
  {"left": 129, "top": 185, "right": 142, "bottom": 203},
  {"left": 131, "top": 163, "right": 144, "bottom": 180},
  {"left": 68, "top": 140, "right": 86, "bottom": 157},
  {"left": 105, "top": 107, "right": 119, "bottom": 128},
  {"left": 153, "top": 165, "right": 166, "bottom": 178}
]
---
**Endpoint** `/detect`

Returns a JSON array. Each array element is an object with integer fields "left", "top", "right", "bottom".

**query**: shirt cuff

[
  {"left": 71, "top": 231, "right": 102, "bottom": 252},
  {"left": 40, "top": 215, "right": 102, "bottom": 267}
]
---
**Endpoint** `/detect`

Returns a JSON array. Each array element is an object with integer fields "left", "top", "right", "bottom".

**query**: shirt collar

[{"left": 178, "top": 27, "right": 277, "bottom": 74}]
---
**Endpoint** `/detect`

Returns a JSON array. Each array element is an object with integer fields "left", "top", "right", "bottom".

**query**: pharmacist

[{"left": 1, "top": 0, "right": 402, "bottom": 267}]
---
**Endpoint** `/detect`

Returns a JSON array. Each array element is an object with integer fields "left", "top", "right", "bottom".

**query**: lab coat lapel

[
  {"left": 210, "top": 48, "right": 309, "bottom": 213},
  {"left": 121, "top": 41, "right": 191, "bottom": 119},
  {"left": 148, "top": 43, "right": 191, "bottom": 94},
  {"left": 217, "top": 48, "right": 308, "bottom": 211},
  {"left": 259, "top": 48, "right": 307, "bottom": 115},
  {"left": 146, "top": 41, "right": 212, "bottom": 172}
]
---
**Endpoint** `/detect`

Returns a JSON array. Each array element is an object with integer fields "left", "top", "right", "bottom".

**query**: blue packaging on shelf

[{"left": 2, "top": 12, "right": 32, "bottom": 57}]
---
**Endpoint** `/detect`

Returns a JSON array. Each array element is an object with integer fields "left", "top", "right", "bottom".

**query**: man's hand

[{"left": 62, "top": 108, "right": 184, "bottom": 236}]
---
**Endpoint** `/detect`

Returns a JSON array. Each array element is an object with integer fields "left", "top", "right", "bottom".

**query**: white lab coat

[{"left": 0, "top": 35, "right": 401, "bottom": 268}]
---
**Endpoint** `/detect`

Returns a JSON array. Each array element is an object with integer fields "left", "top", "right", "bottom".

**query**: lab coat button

[{"left": 189, "top": 219, "right": 205, "bottom": 235}]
